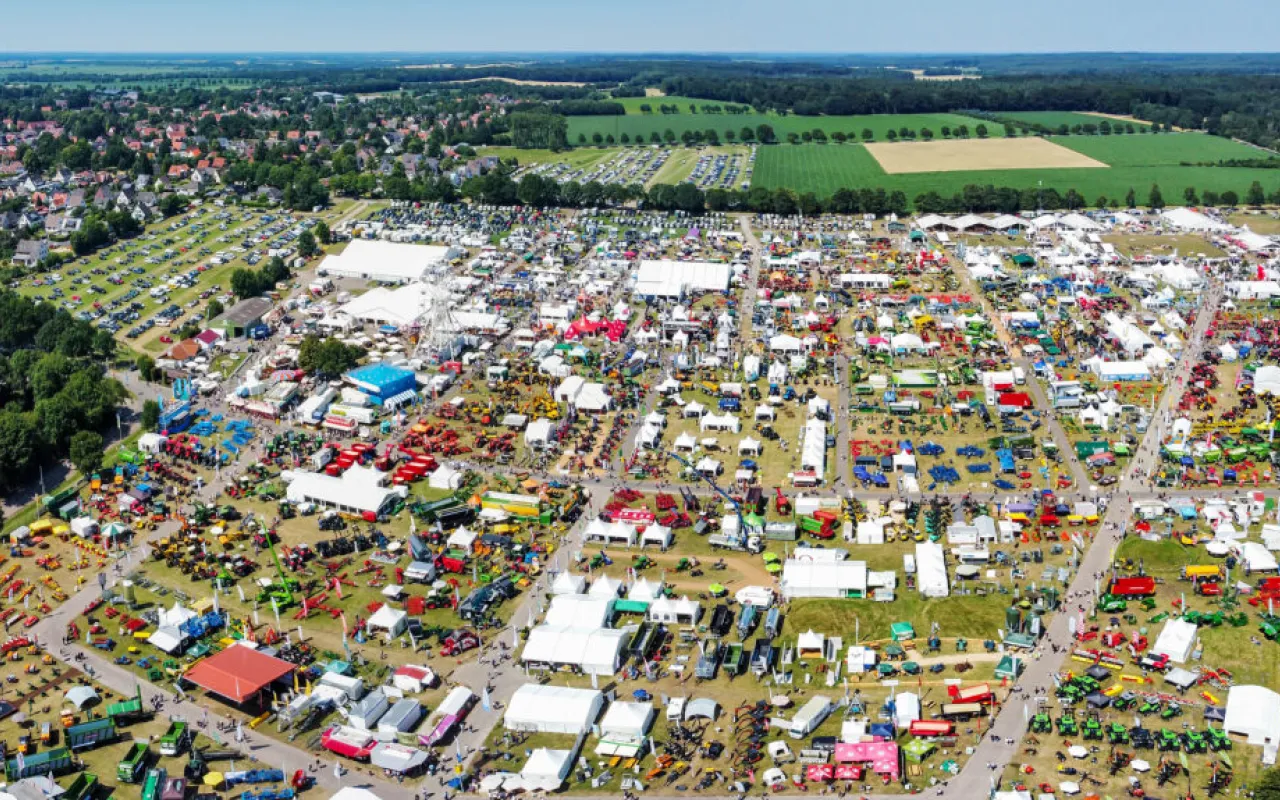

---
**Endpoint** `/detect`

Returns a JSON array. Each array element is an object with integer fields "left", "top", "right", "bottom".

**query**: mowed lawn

[
  {"left": 752, "top": 135, "right": 1280, "bottom": 202},
  {"left": 1051, "top": 132, "right": 1271, "bottom": 165},
  {"left": 568, "top": 112, "right": 1004, "bottom": 144},
  {"left": 998, "top": 111, "right": 1151, "bottom": 130}
]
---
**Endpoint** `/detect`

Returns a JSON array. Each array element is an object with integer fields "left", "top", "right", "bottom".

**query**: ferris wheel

[{"left": 412, "top": 281, "right": 460, "bottom": 363}]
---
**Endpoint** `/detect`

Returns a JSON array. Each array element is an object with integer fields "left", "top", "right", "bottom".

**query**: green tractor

[
  {"left": 1206, "top": 728, "right": 1231, "bottom": 751},
  {"left": 1107, "top": 722, "right": 1131, "bottom": 744},
  {"left": 1157, "top": 729, "right": 1182, "bottom": 751},
  {"left": 1160, "top": 702, "right": 1183, "bottom": 721},
  {"left": 1082, "top": 715, "right": 1104, "bottom": 741},
  {"left": 1030, "top": 712, "right": 1052, "bottom": 734},
  {"left": 1139, "top": 699, "right": 1161, "bottom": 715},
  {"left": 1057, "top": 715, "right": 1078, "bottom": 736},
  {"left": 1183, "top": 730, "right": 1208, "bottom": 754}
]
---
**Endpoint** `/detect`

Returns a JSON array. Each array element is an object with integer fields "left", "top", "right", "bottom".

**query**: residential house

[{"left": 13, "top": 239, "right": 49, "bottom": 267}]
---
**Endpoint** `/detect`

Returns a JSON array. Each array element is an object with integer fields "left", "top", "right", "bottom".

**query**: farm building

[
  {"left": 214, "top": 296, "right": 274, "bottom": 339},
  {"left": 632, "top": 260, "right": 732, "bottom": 299},
  {"left": 320, "top": 239, "right": 456, "bottom": 283},
  {"left": 504, "top": 684, "right": 604, "bottom": 734}
]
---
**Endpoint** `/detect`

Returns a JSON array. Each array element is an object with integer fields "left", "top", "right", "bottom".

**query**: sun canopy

[{"left": 183, "top": 643, "right": 296, "bottom": 703}]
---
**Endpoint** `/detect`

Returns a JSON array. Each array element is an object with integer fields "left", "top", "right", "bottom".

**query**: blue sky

[{"left": 0, "top": 0, "right": 1276, "bottom": 53}]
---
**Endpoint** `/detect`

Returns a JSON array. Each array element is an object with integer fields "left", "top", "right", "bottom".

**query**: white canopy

[
  {"left": 1224, "top": 685, "right": 1280, "bottom": 762},
  {"left": 600, "top": 701, "right": 656, "bottom": 738},
  {"left": 551, "top": 571, "right": 587, "bottom": 595},
  {"left": 1151, "top": 618, "right": 1198, "bottom": 663},
  {"left": 521, "top": 748, "right": 574, "bottom": 791},
  {"left": 504, "top": 684, "right": 605, "bottom": 734},
  {"left": 521, "top": 626, "right": 629, "bottom": 676},
  {"left": 367, "top": 605, "right": 408, "bottom": 637}
]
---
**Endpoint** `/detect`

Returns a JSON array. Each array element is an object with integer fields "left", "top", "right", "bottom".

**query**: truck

[
  {"left": 737, "top": 604, "right": 758, "bottom": 639},
  {"left": 789, "top": 696, "right": 833, "bottom": 739},
  {"left": 158, "top": 721, "right": 188, "bottom": 756},
  {"left": 722, "top": 642, "right": 747, "bottom": 677},
  {"left": 118, "top": 741, "right": 149, "bottom": 783},
  {"left": 1012, "top": 366, "right": 1027, "bottom": 385}
]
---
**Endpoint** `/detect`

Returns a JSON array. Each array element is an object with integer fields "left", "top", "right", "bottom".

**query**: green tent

[
  {"left": 890, "top": 621, "right": 915, "bottom": 642},
  {"left": 1012, "top": 253, "right": 1036, "bottom": 267},
  {"left": 903, "top": 739, "right": 937, "bottom": 763}
]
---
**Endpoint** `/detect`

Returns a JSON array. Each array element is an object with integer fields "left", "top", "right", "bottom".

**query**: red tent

[{"left": 183, "top": 644, "right": 295, "bottom": 704}]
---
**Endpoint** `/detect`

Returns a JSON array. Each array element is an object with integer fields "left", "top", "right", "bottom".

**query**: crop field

[
  {"left": 568, "top": 112, "right": 1005, "bottom": 145},
  {"left": 752, "top": 133, "right": 1280, "bottom": 202},
  {"left": 866, "top": 137, "right": 1107, "bottom": 174},
  {"left": 996, "top": 111, "right": 1152, "bottom": 130}
]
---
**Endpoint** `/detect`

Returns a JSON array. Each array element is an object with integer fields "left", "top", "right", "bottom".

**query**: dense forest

[{"left": 0, "top": 293, "right": 125, "bottom": 493}]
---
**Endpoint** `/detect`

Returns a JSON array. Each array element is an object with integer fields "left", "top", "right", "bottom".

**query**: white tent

[
  {"left": 148, "top": 626, "right": 185, "bottom": 654},
  {"left": 780, "top": 559, "right": 868, "bottom": 599},
  {"left": 647, "top": 595, "right": 701, "bottom": 625},
  {"left": 1151, "top": 618, "right": 1198, "bottom": 663},
  {"left": 673, "top": 432, "right": 698, "bottom": 452},
  {"left": 800, "top": 418, "right": 827, "bottom": 475},
  {"left": 521, "top": 748, "right": 574, "bottom": 791},
  {"left": 504, "top": 684, "right": 604, "bottom": 734},
  {"left": 545, "top": 595, "right": 614, "bottom": 628},
  {"left": 588, "top": 575, "right": 622, "bottom": 598},
  {"left": 1224, "top": 685, "right": 1280, "bottom": 764},
  {"left": 739, "top": 437, "right": 762, "bottom": 455},
  {"left": 521, "top": 626, "right": 629, "bottom": 675},
  {"left": 628, "top": 577, "right": 665, "bottom": 602},
  {"left": 600, "top": 701, "right": 655, "bottom": 739},
  {"left": 525, "top": 418, "right": 554, "bottom": 449},
  {"left": 769, "top": 334, "right": 802, "bottom": 353},
  {"left": 446, "top": 527, "right": 477, "bottom": 550},
  {"left": 583, "top": 518, "right": 637, "bottom": 546},
  {"left": 367, "top": 605, "right": 408, "bottom": 638},
  {"left": 640, "top": 525, "right": 673, "bottom": 548},
  {"left": 915, "top": 541, "right": 949, "bottom": 598},
  {"left": 427, "top": 465, "right": 464, "bottom": 490},
  {"left": 551, "top": 571, "right": 587, "bottom": 596},
  {"left": 682, "top": 401, "right": 706, "bottom": 418}
]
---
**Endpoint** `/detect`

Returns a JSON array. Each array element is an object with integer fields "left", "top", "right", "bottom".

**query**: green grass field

[
  {"left": 1052, "top": 132, "right": 1267, "bottom": 165},
  {"left": 997, "top": 111, "right": 1151, "bottom": 131},
  {"left": 610, "top": 95, "right": 740, "bottom": 114},
  {"left": 568, "top": 112, "right": 1005, "bottom": 145},
  {"left": 477, "top": 146, "right": 617, "bottom": 170},
  {"left": 751, "top": 134, "right": 1280, "bottom": 202}
]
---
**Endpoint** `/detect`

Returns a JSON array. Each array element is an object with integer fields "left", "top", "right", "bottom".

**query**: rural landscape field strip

[
  {"left": 752, "top": 135, "right": 1280, "bottom": 200},
  {"left": 568, "top": 111, "right": 1006, "bottom": 143}
]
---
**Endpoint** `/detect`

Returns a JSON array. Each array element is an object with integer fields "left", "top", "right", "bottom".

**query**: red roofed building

[{"left": 182, "top": 643, "right": 295, "bottom": 705}]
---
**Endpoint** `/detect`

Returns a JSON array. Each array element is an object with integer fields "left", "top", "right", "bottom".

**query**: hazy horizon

[{"left": 0, "top": 0, "right": 1276, "bottom": 54}]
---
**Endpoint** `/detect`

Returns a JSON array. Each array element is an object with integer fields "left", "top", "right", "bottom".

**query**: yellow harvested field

[
  {"left": 866, "top": 136, "right": 1109, "bottom": 174},
  {"left": 444, "top": 76, "right": 587, "bottom": 87}
]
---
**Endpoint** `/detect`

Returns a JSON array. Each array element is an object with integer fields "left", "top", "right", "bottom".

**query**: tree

[
  {"left": 975, "top": 124, "right": 989, "bottom": 139},
  {"left": 1246, "top": 181, "right": 1266, "bottom": 206},
  {"left": 314, "top": 220, "right": 331, "bottom": 245},
  {"left": 885, "top": 130, "right": 898, "bottom": 142},
  {"left": 69, "top": 431, "right": 104, "bottom": 477},
  {"left": 1255, "top": 767, "right": 1280, "bottom": 800},
  {"left": 861, "top": 128, "right": 874, "bottom": 141},
  {"left": 1125, "top": 188, "right": 1137, "bottom": 208},
  {"left": 158, "top": 194, "right": 187, "bottom": 217},
  {"left": 1184, "top": 186, "right": 1200, "bottom": 206},
  {"left": 298, "top": 230, "right": 319, "bottom": 259},
  {"left": 205, "top": 299, "right": 225, "bottom": 321},
  {"left": 298, "top": 336, "right": 365, "bottom": 378},
  {"left": 663, "top": 129, "right": 676, "bottom": 144},
  {"left": 940, "top": 126, "right": 951, "bottom": 138},
  {"left": 1064, "top": 189, "right": 1085, "bottom": 210},
  {"left": 1221, "top": 190, "right": 1240, "bottom": 206},
  {"left": 755, "top": 124, "right": 776, "bottom": 144},
  {"left": 135, "top": 354, "right": 156, "bottom": 382},
  {"left": 1147, "top": 184, "right": 1164, "bottom": 209},
  {"left": 920, "top": 128, "right": 934, "bottom": 141},
  {"left": 740, "top": 127, "right": 755, "bottom": 143},
  {"left": 141, "top": 399, "right": 161, "bottom": 431}
]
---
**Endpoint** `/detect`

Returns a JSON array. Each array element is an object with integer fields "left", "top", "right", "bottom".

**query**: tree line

[{"left": 0, "top": 292, "right": 124, "bottom": 493}]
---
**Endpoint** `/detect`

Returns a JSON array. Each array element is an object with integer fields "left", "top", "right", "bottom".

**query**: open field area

[
  {"left": 751, "top": 134, "right": 1280, "bottom": 200},
  {"left": 478, "top": 146, "right": 618, "bottom": 171},
  {"left": 866, "top": 137, "right": 1107, "bottom": 174},
  {"left": 568, "top": 112, "right": 1006, "bottom": 145}
]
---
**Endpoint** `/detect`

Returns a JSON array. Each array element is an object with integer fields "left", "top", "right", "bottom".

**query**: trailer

[
  {"left": 158, "top": 721, "right": 189, "bottom": 756},
  {"left": 63, "top": 773, "right": 98, "bottom": 800},
  {"left": 1109, "top": 576, "right": 1157, "bottom": 598},
  {"left": 118, "top": 741, "right": 149, "bottom": 782},
  {"left": 789, "top": 696, "right": 833, "bottom": 739},
  {"left": 723, "top": 642, "right": 747, "bottom": 677},
  {"left": 695, "top": 640, "right": 724, "bottom": 680}
]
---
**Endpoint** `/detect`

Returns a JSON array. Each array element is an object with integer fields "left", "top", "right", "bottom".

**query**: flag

[
  {"left": 455, "top": 739, "right": 464, "bottom": 764},
  {"left": 15, "top": 751, "right": 24, "bottom": 775},
  {"left": 334, "top": 578, "right": 343, "bottom": 599},
  {"left": 481, "top": 687, "right": 492, "bottom": 712},
  {"left": 334, "top": 761, "right": 342, "bottom": 780}
]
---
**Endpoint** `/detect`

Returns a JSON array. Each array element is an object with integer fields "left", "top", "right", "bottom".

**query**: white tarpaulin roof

[
  {"left": 521, "top": 748, "right": 573, "bottom": 791},
  {"left": 551, "top": 571, "right": 587, "bottom": 595},
  {"left": 600, "top": 701, "right": 655, "bottom": 737},
  {"left": 545, "top": 595, "right": 613, "bottom": 628},
  {"left": 1151, "top": 618, "right": 1198, "bottom": 663},
  {"left": 801, "top": 418, "right": 827, "bottom": 474},
  {"left": 504, "top": 684, "right": 604, "bottom": 734},
  {"left": 780, "top": 559, "right": 867, "bottom": 599},
  {"left": 915, "top": 541, "right": 949, "bottom": 598},
  {"left": 521, "top": 626, "right": 628, "bottom": 676},
  {"left": 633, "top": 259, "right": 731, "bottom": 298},
  {"left": 1224, "top": 685, "right": 1280, "bottom": 762}
]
